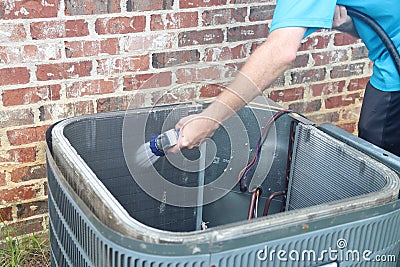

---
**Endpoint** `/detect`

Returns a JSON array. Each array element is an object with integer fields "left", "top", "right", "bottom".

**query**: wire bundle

[{"left": 238, "top": 109, "right": 292, "bottom": 192}]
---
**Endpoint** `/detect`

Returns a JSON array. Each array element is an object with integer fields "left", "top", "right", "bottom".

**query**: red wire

[{"left": 238, "top": 109, "right": 291, "bottom": 185}]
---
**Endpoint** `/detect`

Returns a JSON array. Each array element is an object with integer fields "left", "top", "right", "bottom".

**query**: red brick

[
  {"left": 2, "top": 85, "right": 61, "bottom": 106},
  {"left": 0, "top": 172, "right": 5, "bottom": 186},
  {"left": 97, "top": 55, "right": 149, "bottom": 75},
  {"left": 290, "top": 68, "right": 326, "bottom": 84},
  {"left": 330, "top": 63, "right": 365, "bottom": 79},
  {"left": 123, "top": 72, "right": 172, "bottom": 91},
  {"left": 95, "top": 16, "right": 146, "bottom": 35},
  {"left": 127, "top": 0, "right": 173, "bottom": 11},
  {"left": 39, "top": 101, "right": 94, "bottom": 121},
  {"left": 0, "top": 23, "right": 26, "bottom": 42},
  {"left": 1, "top": 217, "right": 44, "bottom": 238},
  {"left": 307, "top": 111, "right": 340, "bottom": 125},
  {"left": 227, "top": 24, "right": 269, "bottom": 42},
  {"left": 0, "top": 0, "right": 58, "bottom": 19},
  {"left": 0, "top": 43, "right": 62, "bottom": 64},
  {"left": 204, "top": 44, "right": 248, "bottom": 62},
  {"left": 36, "top": 61, "right": 92, "bottom": 81},
  {"left": 0, "top": 207, "right": 12, "bottom": 221},
  {"left": 310, "top": 81, "right": 345, "bottom": 97},
  {"left": 152, "top": 50, "right": 200, "bottom": 68},
  {"left": 269, "top": 87, "right": 304, "bottom": 102},
  {"left": 249, "top": 5, "right": 275, "bottom": 21},
  {"left": 0, "top": 108, "right": 34, "bottom": 128},
  {"left": 11, "top": 164, "right": 46, "bottom": 183},
  {"left": 7, "top": 125, "right": 49, "bottom": 146},
  {"left": 16, "top": 200, "right": 48, "bottom": 219},
  {"left": 44, "top": 181, "right": 48, "bottom": 196},
  {"left": 199, "top": 84, "right": 223, "bottom": 98},
  {"left": 0, "top": 147, "right": 37, "bottom": 164},
  {"left": 66, "top": 79, "right": 118, "bottom": 97},
  {"left": 312, "top": 50, "right": 348, "bottom": 66},
  {"left": 202, "top": 8, "right": 246, "bottom": 26},
  {"left": 65, "top": 38, "right": 119, "bottom": 58},
  {"left": 334, "top": 32, "right": 359, "bottom": 46},
  {"left": 65, "top": 20, "right": 90, "bottom": 37},
  {"left": 292, "top": 54, "right": 309, "bottom": 68},
  {"left": 348, "top": 77, "right": 369, "bottom": 91},
  {"left": 325, "top": 92, "right": 361, "bottom": 109},
  {"left": 98, "top": 87, "right": 196, "bottom": 112},
  {"left": 65, "top": 0, "right": 120, "bottom": 15},
  {"left": 352, "top": 46, "right": 369, "bottom": 60},
  {"left": 299, "top": 35, "right": 330, "bottom": 51},
  {"left": 250, "top": 40, "right": 264, "bottom": 52},
  {"left": 30, "top": 20, "right": 89, "bottom": 39},
  {"left": 180, "top": 0, "right": 226, "bottom": 8},
  {"left": 288, "top": 100, "right": 322, "bottom": 114},
  {"left": 270, "top": 75, "right": 285, "bottom": 88},
  {"left": 97, "top": 95, "right": 134, "bottom": 112},
  {"left": 179, "top": 29, "right": 224, "bottom": 47},
  {"left": 341, "top": 107, "right": 361, "bottom": 121},
  {"left": 122, "top": 33, "right": 175, "bottom": 52},
  {"left": 335, "top": 121, "right": 357, "bottom": 134},
  {"left": 151, "top": 87, "right": 196, "bottom": 105},
  {"left": 0, "top": 169, "right": 7, "bottom": 186},
  {"left": 225, "top": 62, "right": 245, "bottom": 77},
  {"left": 176, "top": 66, "right": 222, "bottom": 84},
  {"left": 0, "top": 67, "right": 30, "bottom": 86},
  {"left": 151, "top": 12, "right": 198, "bottom": 30}
]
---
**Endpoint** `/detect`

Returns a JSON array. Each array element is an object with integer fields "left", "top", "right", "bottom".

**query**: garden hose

[{"left": 346, "top": 7, "right": 400, "bottom": 76}]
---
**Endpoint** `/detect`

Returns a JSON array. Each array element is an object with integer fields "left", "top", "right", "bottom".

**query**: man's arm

[
  {"left": 174, "top": 27, "right": 306, "bottom": 150},
  {"left": 332, "top": 5, "right": 360, "bottom": 38}
]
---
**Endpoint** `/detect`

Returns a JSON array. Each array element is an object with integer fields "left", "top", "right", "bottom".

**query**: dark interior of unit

[{"left": 63, "top": 105, "right": 387, "bottom": 232}]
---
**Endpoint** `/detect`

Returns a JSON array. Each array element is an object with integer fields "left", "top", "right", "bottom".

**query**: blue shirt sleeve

[{"left": 270, "top": 0, "right": 337, "bottom": 37}]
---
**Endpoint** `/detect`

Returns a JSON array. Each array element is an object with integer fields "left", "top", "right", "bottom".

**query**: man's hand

[
  {"left": 332, "top": 5, "right": 360, "bottom": 38},
  {"left": 168, "top": 113, "right": 220, "bottom": 153},
  {"left": 332, "top": 5, "right": 352, "bottom": 29}
]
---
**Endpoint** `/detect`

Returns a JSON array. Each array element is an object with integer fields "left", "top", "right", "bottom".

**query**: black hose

[{"left": 346, "top": 7, "right": 400, "bottom": 76}]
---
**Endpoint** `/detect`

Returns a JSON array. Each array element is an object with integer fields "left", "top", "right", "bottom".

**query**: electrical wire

[
  {"left": 247, "top": 187, "right": 262, "bottom": 220},
  {"left": 238, "top": 109, "right": 294, "bottom": 192},
  {"left": 254, "top": 191, "right": 259, "bottom": 218}
]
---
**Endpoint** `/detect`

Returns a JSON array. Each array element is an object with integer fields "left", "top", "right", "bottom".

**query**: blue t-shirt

[{"left": 270, "top": 0, "right": 400, "bottom": 92}]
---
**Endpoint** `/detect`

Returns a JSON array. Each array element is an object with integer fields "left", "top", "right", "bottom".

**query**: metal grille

[
  {"left": 62, "top": 109, "right": 200, "bottom": 232},
  {"left": 47, "top": 105, "right": 400, "bottom": 267},
  {"left": 48, "top": 154, "right": 210, "bottom": 267},
  {"left": 287, "top": 124, "right": 388, "bottom": 210},
  {"left": 48, "top": 155, "right": 400, "bottom": 267},
  {"left": 209, "top": 209, "right": 400, "bottom": 267}
]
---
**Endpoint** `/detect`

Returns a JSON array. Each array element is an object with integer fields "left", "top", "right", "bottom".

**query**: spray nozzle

[{"left": 149, "top": 129, "right": 179, "bottom": 156}]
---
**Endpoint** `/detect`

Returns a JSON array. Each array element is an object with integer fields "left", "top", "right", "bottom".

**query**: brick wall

[{"left": 0, "top": 0, "right": 370, "bottom": 233}]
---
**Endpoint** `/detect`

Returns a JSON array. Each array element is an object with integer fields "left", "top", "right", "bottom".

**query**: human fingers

[
  {"left": 334, "top": 5, "right": 341, "bottom": 23},
  {"left": 333, "top": 5, "right": 350, "bottom": 29},
  {"left": 177, "top": 126, "right": 197, "bottom": 149},
  {"left": 166, "top": 128, "right": 200, "bottom": 154},
  {"left": 179, "top": 116, "right": 209, "bottom": 149},
  {"left": 338, "top": 5, "right": 348, "bottom": 17}
]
